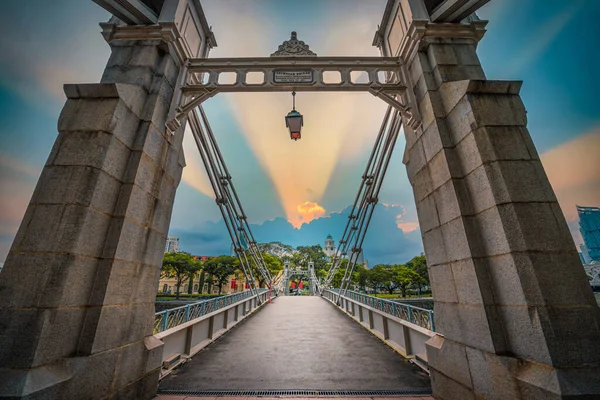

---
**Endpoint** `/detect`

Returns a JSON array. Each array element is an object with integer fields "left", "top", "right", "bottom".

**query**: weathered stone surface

[
  {"left": 0, "top": 253, "right": 99, "bottom": 309},
  {"left": 432, "top": 180, "right": 463, "bottom": 225},
  {"left": 387, "top": 10, "right": 600, "bottom": 399},
  {"left": 122, "top": 150, "right": 162, "bottom": 194},
  {"left": 18, "top": 204, "right": 112, "bottom": 257},
  {"left": 427, "top": 264, "right": 457, "bottom": 303},
  {"left": 87, "top": 259, "right": 161, "bottom": 307},
  {"left": 133, "top": 121, "right": 168, "bottom": 162},
  {"left": 406, "top": 137, "right": 427, "bottom": 179},
  {"left": 421, "top": 226, "right": 446, "bottom": 266},
  {"left": 51, "top": 130, "right": 132, "bottom": 179},
  {"left": 433, "top": 64, "right": 485, "bottom": 87},
  {"left": 0, "top": 307, "right": 87, "bottom": 369},
  {"left": 112, "top": 183, "right": 153, "bottom": 224},
  {"left": 465, "top": 347, "right": 521, "bottom": 400},
  {"left": 32, "top": 165, "right": 122, "bottom": 215},
  {"left": 79, "top": 302, "right": 155, "bottom": 354},
  {"left": 412, "top": 165, "right": 434, "bottom": 202},
  {"left": 415, "top": 194, "right": 439, "bottom": 234},
  {"left": 58, "top": 97, "right": 142, "bottom": 149},
  {"left": 434, "top": 302, "right": 499, "bottom": 353},
  {"left": 427, "top": 43, "right": 458, "bottom": 68},
  {"left": 426, "top": 335, "right": 473, "bottom": 390},
  {"left": 0, "top": 21, "right": 188, "bottom": 399}
]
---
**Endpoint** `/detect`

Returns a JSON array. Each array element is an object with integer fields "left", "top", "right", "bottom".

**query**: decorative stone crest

[{"left": 271, "top": 31, "right": 317, "bottom": 57}]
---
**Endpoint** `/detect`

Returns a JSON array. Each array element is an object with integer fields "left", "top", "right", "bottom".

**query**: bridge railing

[
  {"left": 154, "top": 289, "right": 268, "bottom": 334},
  {"left": 154, "top": 288, "right": 272, "bottom": 378},
  {"left": 322, "top": 289, "right": 436, "bottom": 371},
  {"left": 324, "top": 289, "right": 435, "bottom": 331}
]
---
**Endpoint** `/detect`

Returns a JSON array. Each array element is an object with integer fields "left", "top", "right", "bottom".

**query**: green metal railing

[
  {"left": 154, "top": 289, "right": 268, "bottom": 334},
  {"left": 325, "top": 289, "right": 435, "bottom": 331}
]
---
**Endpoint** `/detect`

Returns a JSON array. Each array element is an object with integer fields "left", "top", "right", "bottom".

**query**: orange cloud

[
  {"left": 397, "top": 221, "right": 420, "bottom": 233},
  {"left": 395, "top": 210, "right": 419, "bottom": 233},
  {"left": 290, "top": 201, "right": 326, "bottom": 229},
  {"left": 540, "top": 130, "right": 600, "bottom": 222}
]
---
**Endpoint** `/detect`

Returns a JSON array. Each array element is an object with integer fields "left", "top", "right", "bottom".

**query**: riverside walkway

[{"left": 158, "top": 296, "right": 431, "bottom": 396}]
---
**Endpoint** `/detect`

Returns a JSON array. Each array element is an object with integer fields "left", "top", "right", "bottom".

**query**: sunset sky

[{"left": 0, "top": 0, "right": 598, "bottom": 266}]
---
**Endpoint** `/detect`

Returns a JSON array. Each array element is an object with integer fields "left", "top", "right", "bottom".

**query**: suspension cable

[
  {"left": 321, "top": 106, "right": 403, "bottom": 303},
  {"left": 188, "top": 107, "right": 273, "bottom": 300}
]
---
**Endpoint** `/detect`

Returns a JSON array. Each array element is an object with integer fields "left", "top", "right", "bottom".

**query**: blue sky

[{"left": 0, "top": 0, "right": 598, "bottom": 266}]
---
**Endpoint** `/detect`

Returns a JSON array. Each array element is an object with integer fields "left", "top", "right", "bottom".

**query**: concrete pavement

[{"left": 158, "top": 296, "right": 431, "bottom": 393}]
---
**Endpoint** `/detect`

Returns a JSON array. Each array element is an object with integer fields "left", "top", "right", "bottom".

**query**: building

[
  {"left": 157, "top": 269, "right": 259, "bottom": 296},
  {"left": 165, "top": 236, "right": 179, "bottom": 253},
  {"left": 581, "top": 244, "right": 593, "bottom": 265},
  {"left": 324, "top": 234, "right": 336, "bottom": 257},
  {"left": 323, "top": 234, "right": 367, "bottom": 267},
  {"left": 578, "top": 205, "right": 600, "bottom": 262},
  {"left": 157, "top": 255, "right": 259, "bottom": 296}
]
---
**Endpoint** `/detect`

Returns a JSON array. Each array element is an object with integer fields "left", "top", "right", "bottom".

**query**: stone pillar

[
  {"left": 0, "top": 2, "right": 214, "bottom": 399},
  {"left": 375, "top": 2, "right": 600, "bottom": 399}
]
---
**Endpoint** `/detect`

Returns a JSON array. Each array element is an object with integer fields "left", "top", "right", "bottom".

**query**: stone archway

[{"left": 0, "top": 1, "right": 599, "bottom": 399}]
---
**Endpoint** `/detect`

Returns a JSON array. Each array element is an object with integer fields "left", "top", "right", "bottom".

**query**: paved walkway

[{"left": 158, "top": 297, "right": 431, "bottom": 393}]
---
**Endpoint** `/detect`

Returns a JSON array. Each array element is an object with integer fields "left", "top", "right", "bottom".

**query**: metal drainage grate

[{"left": 157, "top": 389, "right": 433, "bottom": 396}]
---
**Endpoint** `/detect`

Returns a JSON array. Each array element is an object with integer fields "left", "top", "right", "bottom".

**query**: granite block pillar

[
  {"left": 0, "top": 1, "right": 215, "bottom": 398},
  {"left": 374, "top": 4, "right": 600, "bottom": 399}
]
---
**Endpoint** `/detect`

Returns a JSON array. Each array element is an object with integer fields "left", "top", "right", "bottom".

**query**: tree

[
  {"left": 261, "top": 252, "right": 284, "bottom": 287},
  {"left": 367, "top": 265, "right": 393, "bottom": 293},
  {"left": 198, "top": 268, "right": 206, "bottom": 294},
  {"left": 161, "top": 252, "right": 199, "bottom": 299},
  {"left": 405, "top": 254, "right": 429, "bottom": 295},
  {"left": 329, "top": 259, "right": 348, "bottom": 288},
  {"left": 186, "top": 258, "right": 203, "bottom": 294},
  {"left": 248, "top": 252, "right": 284, "bottom": 288},
  {"left": 356, "top": 264, "right": 370, "bottom": 292},
  {"left": 203, "top": 256, "right": 239, "bottom": 294},
  {"left": 392, "top": 264, "right": 422, "bottom": 298},
  {"left": 292, "top": 245, "right": 329, "bottom": 273}
]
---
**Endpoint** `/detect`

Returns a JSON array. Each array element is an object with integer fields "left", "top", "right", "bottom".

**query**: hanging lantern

[
  {"left": 230, "top": 278, "right": 237, "bottom": 289},
  {"left": 285, "top": 91, "right": 303, "bottom": 141},
  {"left": 245, "top": 281, "right": 250, "bottom": 289}
]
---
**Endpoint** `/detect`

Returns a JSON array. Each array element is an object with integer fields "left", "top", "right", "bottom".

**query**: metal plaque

[{"left": 273, "top": 70, "right": 314, "bottom": 84}]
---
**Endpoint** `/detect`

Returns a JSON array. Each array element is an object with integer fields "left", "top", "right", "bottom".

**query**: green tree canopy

[
  {"left": 161, "top": 252, "right": 202, "bottom": 299},
  {"left": 203, "top": 255, "right": 239, "bottom": 294},
  {"left": 290, "top": 245, "right": 329, "bottom": 272},
  {"left": 392, "top": 264, "right": 422, "bottom": 297}
]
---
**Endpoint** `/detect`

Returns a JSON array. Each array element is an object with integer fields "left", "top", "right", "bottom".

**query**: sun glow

[
  {"left": 182, "top": 2, "right": 390, "bottom": 226},
  {"left": 290, "top": 201, "right": 326, "bottom": 228}
]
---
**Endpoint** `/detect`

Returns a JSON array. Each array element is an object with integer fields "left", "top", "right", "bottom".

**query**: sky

[{"left": 0, "top": 0, "right": 598, "bottom": 266}]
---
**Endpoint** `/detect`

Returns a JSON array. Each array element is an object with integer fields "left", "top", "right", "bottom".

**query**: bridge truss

[
  {"left": 167, "top": 55, "right": 421, "bottom": 134},
  {"left": 173, "top": 33, "right": 414, "bottom": 300}
]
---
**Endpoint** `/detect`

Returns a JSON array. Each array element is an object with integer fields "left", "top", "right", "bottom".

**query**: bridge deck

[{"left": 158, "top": 296, "right": 431, "bottom": 393}]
